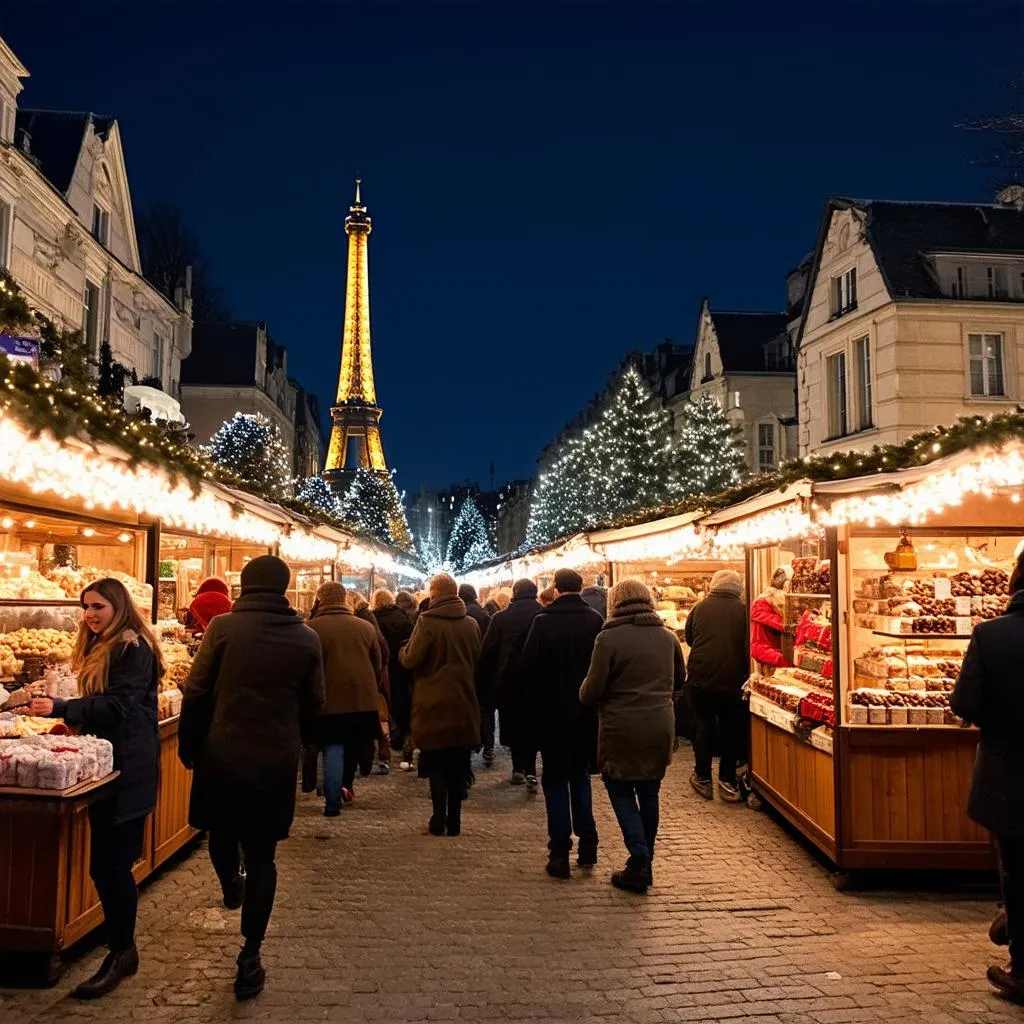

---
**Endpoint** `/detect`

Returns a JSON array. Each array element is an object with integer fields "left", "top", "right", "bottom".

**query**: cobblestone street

[{"left": 0, "top": 748, "right": 1017, "bottom": 1024}]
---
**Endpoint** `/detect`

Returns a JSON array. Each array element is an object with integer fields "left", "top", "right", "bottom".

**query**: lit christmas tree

[
  {"left": 446, "top": 496, "right": 496, "bottom": 574},
  {"left": 675, "top": 392, "right": 747, "bottom": 496},
  {"left": 525, "top": 429, "right": 600, "bottom": 547},
  {"left": 340, "top": 469, "right": 415, "bottom": 551},
  {"left": 207, "top": 412, "right": 292, "bottom": 498},
  {"left": 295, "top": 475, "right": 343, "bottom": 517}
]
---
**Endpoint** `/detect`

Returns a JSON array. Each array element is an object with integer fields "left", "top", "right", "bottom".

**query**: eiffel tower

[{"left": 323, "top": 180, "right": 388, "bottom": 492}]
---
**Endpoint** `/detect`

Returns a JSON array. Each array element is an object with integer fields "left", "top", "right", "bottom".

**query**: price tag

[
  {"left": 955, "top": 616, "right": 973, "bottom": 636},
  {"left": 933, "top": 578, "right": 952, "bottom": 600}
]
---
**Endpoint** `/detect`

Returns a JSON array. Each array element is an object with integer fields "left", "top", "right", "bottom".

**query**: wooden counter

[{"left": 0, "top": 716, "right": 198, "bottom": 978}]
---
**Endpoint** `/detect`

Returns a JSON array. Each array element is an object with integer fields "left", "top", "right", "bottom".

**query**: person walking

[
  {"left": 31, "top": 579, "right": 163, "bottom": 999},
  {"left": 476, "top": 578, "right": 544, "bottom": 790},
  {"left": 684, "top": 569, "right": 749, "bottom": 802},
  {"left": 350, "top": 592, "right": 392, "bottom": 775},
  {"left": 459, "top": 583, "right": 495, "bottom": 765},
  {"left": 580, "top": 579, "right": 685, "bottom": 894},
  {"left": 395, "top": 589, "right": 419, "bottom": 620},
  {"left": 178, "top": 555, "right": 324, "bottom": 1001},
  {"left": 521, "top": 567, "right": 603, "bottom": 879},
  {"left": 400, "top": 574, "right": 481, "bottom": 836},
  {"left": 580, "top": 579, "right": 608, "bottom": 620},
  {"left": 372, "top": 588, "right": 414, "bottom": 770},
  {"left": 951, "top": 550, "right": 1024, "bottom": 1003},
  {"left": 307, "top": 583, "right": 384, "bottom": 816}
]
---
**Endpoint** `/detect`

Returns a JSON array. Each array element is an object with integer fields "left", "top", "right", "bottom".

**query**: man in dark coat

[
  {"left": 459, "top": 583, "right": 495, "bottom": 764},
  {"left": 179, "top": 555, "right": 324, "bottom": 1001},
  {"left": 580, "top": 582, "right": 608, "bottom": 621},
  {"left": 951, "top": 558, "right": 1024, "bottom": 1003},
  {"left": 476, "top": 578, "right": 544, "bottom": 789},
  {"left": 521, "top": 568, "right": 603, "bottom": 879},
  {"left": 684, "top": 569, "right": 748, "bottom": 803}
]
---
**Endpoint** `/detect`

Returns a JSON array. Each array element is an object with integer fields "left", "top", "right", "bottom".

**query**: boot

[
  {"left": 546, "top": 853, "right": 571, "bottom": 879},
  {"left": 987, "top": 963, "right": 1024, "bottom": 1003},
  {"left": 577, "top": 838, "right": 598, "bottom": 868},
  {"left": 428, "top": 775, "right": 447, "bottom": 834},
  {"left": 234, "top": 948, "right": 266, "bottom": 1001},
  {"left": 446, "top": 798, "right": 462, "bottom": 837},
  {"left": 611, "top": 854, "right": 651, "bottom": 894},
  {"left": 222, "top": 871, "right": 246, "bottom": 910},
  {"left": 690, "top": 774, "right": 714, "bottom": 800},
  {"left": 71, "top": 944, "right": 139, "bottom": 999}
]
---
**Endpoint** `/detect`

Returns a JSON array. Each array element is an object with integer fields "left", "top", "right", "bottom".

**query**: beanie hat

[
  {"left": 512, "top": 578, "right": 538, "bottom": 600},
  {"left": 429, "top": 573, "right": 458, "bottom": 599},
  {"left": 710, "top": 569, "right": 744, "bottom": 599},
  {"left": 608, "top": 578, "right": 655, "bottom": 615},
  {"left": 313, "top": 581, "right": 348, "bottom": 610},
  {"left": 553, "top": 568, "right": 583, "bottom": 594},
  {"left": 458, "top": 583, "right": 478, "bottom": 604},
  {"left": 240, "top": 555, "right": 291, "bottom": 595}
]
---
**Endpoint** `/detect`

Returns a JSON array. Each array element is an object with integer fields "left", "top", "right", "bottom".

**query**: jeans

[
  {"left": 208, "top": 832, "right": 279, "bottom": 948},
  {"left": 323, "top": 743, "right": 345, "bottom": 812},
  {"left": 88, "top": 801, "right": 146, "bottom": 952},
  {"left": 604, "top": 778, "right": 661, "bottom": 860},
  {"left": 480, "top": 709, "right": 495, "bottom": 753},
  {"left": 511, "top": 744, "right": 537, "bottom": 777},
  {"left": 691, "top": 688, "right": 745, "bottom": 785},
  {"left": 541, "top": 761, "right": 597, "bottom": 855},
  {"left": 997, "top": 835, "right": 1024, "bottom": 974}
]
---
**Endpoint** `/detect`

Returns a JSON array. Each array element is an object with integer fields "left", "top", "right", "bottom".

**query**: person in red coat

[
  {"left": 185, "top": 578, "right": 233, "bottom": 634},
  {"left": 750, "top": 569, "right": 790, "bottom": 670}
]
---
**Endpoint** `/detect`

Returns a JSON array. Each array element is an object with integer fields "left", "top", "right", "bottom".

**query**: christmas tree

[
  {"left": 295, "top": 475, "right": 343, "bottom": 518},
  {"left": 446, "top": 496, "right": 496, "bottom": 573},
  {"left": 675, "top": 392, "right": 747, "bottom": 496},
  {"left": 207, "top": 412, "right": 292, "bottom": 498},
  {"left": 340, "top": 469, "right": 415, "bottom": 552}
]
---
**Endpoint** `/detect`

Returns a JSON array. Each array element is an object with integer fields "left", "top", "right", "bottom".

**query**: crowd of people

[{"left": 23, "top": 551, "right": 1024, "bottom": 1006}]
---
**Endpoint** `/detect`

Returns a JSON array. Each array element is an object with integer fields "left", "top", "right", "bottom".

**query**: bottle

[{"left": 894, "top": 527, "right": 918, "bottom": 571}]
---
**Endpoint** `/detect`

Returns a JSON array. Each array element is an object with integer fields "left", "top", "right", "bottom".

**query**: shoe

[
  {"left": 690, "top": 773, "right": 714, "bottom": 800},
  {"left": 991, "top": 910, "right": 1009, "bottom": 947},
  {"left": 222, "top": 872, "right": 246, "bottom": 910},
  {"left": 428, "top": 816, "right": 445, "bottom": 836},
  {"left": 511, "top": 771, "right": 526, "bottom": 786},
  {"left": 718, "top": 780, "right": 743, "bottom": 803},
  {"left": 577, "top": 839, "right": 598, "bottom": 868},
  {"left": 611, "top": 854, "right": 651, "bottom": 894},
  {"left": 525, "top": 774, "right": 539, "bottom": 793},
  {"left": 482, "top": 747, "right": 495, "bottom": 766},
  {"left": 987, "top": 963, "right": 1024, "bottom": 1003},
  {"left": 546, "top": 853, "right": 571, "bottom": 879},
  {"left": 399, "top": 760, "right": 414, "bottom": 772},
  {"left": 341, "top": 787, "right": 355, "bottom": 803},
  {"left": 376, "top": 762, "right": 391, "bottom": 776},
  {"left": 234, "top": 949, "right": 266, "bottom": 1001},
  {"left": 323, "top": 806, "right": 341, "bottom": 818},
  {"left": 71, "top": 944, "right": 139, "bottom": 999}
]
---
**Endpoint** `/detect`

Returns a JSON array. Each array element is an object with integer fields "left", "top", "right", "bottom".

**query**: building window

[
  {"left": 152, "top": 331, "right": 165, "bottom": 386},
  {"left": 83, "top": 280, "right": 100, "bottom": 356},
  {"left": 702, "top": 352, "right": 713, "bottom": 382},
  {"left": 952, "top": 265, "right": 968, "bottom": 299},
  {"left": 826, "top": 351, "right": 848, "bottom": 438},
  {"left": 831, "top": 267, "right": 857, "bottom": 317},
  {"left": 969, "top": 333, "right": 1005, "bottom": 397},
  {"left": 757, "top": 423, "right": 776, "bottom": 473},
  {"left": 852, "top": 336, "right": 873, "bottom": 431},
  {"left": 91, "top": 203, "right": 109, "bottom": 246},
  {"left": 0, "top": 200, "right": 11, "bottom": 270},
  {"left": 987, "top": 266, "right": 1009, "bottom": 300}
]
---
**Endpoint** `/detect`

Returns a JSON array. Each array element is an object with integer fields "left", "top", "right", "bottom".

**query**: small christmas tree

[
  {"left": 675, "top": 392, "right": 747, "bottom": 496},
  {"left": 340, "top": 469, "right": 414, "bottom": 551},
  {"left": 446, "top": 496, "right": 497, "bottom": 574},
  {"left": 207, "top": 412, "right": 292, "bottom": 498},
  {"left": 295, "top": 475, "right": 343, "bottom": 518}
]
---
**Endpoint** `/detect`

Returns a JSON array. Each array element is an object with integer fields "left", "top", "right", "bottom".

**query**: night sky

[{"left": 2, "top": 2, "right": 1019, "bottom": 493}]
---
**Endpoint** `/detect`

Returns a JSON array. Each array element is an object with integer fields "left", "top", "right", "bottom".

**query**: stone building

[
  {"left": 494, "top": 478, "right": 533, "bottom": 554},
  {"left": 0, "top": 36, "right": 191, "bottom": 407},
  {"left": 796, "top": 195, "right": 1024, "bottom": 456}
]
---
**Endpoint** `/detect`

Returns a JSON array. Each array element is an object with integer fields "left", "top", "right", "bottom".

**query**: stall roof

[
  {"left": 587, "top": 510, "right": 704, "bottom": 544},
  {"left": 700, "top": 481, "right": 812, "bottom": 527}
]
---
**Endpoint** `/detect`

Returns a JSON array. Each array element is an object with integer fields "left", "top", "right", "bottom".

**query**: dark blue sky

[{"left": 3, "top": 2, "right": 1019, "bottom": 491}]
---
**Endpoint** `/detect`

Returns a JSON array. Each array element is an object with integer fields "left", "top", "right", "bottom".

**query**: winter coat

[
  {"left": 464, "top": 600, "right": 492, "bottom": 641},
  {"left": 580, "top": 600, "right": 686, "bottom": 780},
  {"left": 185, "top": 578, "right": 232, "bottom": 633},
  {"left": 307, "top": 606, "right": 382, "bottom": 715},
  {"left": 400, "top": 595, "right": 481, "bottom": 752},
  {"left": 520, "top": 593, "right": 604, "bottom": 771},
  {"left": 52, "top": 632, "right": 159, "bottom": 824},
  {"left": 750, "top": 589, "right": 789, "bottom": 668},
  {"left": 475, "top": 595, "right": 544, "bottom": 742},
  {"left": 684, "top": 589, "right": 749, "bottom": 693},
  {"left": 950, "top": 590, "right": 1024, "bottom": 838},
  {"left": 580, "top": 586, "right": 608, "bottom": 621},
  {"left": 178, "top": 592, "right": 325, "bottom": 841},
  {"left": 374, "top": 604, "right": 415, "bottom": 731}
]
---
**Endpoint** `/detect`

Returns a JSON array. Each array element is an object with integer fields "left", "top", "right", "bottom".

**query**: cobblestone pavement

[{"left": 0, "top": 746, "right": 1018, "bottom": 1024}]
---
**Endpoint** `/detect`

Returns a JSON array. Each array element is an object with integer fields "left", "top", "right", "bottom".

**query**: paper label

[
  {"left": 933, "top": 578, "right": 952, "bottom": 600},
  {"left": 956, "top": 596, "right": 973, "bottom": 616},
  {"left": 955, "top": 616, "right": 973, "bottom": 636}
]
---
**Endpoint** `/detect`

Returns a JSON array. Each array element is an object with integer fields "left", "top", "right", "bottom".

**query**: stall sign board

[{"left": 0, "top": 335, "right": 40, "bottom": 368}]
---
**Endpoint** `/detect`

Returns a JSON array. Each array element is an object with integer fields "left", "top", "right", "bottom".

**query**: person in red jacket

[
  {"left": 750, "top": 568, "right": 790, "bottom": 670},
  {"left": 185, "top": 578, "right": 233, "bottom": 635}
]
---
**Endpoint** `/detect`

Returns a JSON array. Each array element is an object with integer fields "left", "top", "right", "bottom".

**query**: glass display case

[{"left": 286, "top": 561, "right": 335, "bottom": 616}]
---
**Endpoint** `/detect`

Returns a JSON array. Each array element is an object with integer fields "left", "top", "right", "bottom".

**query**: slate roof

[
  {"left": 181, "top": 322, "right": 262, "bottom": 387},
  {"left": 829, "top": 197, "right": 1024, "bottom": 300},
  {"left": 709, "top": 310, "right": 790, "bottom": 373},
  {"left": 14, "top": 110, "right": 114, "bottom": 196}
]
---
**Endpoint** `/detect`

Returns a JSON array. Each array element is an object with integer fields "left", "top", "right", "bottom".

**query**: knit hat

[
  {"left": 240, "top": 555, "right": 291, "bottom": 595},
  {"left": 512, "top": 578, "right": 538, "bottom": 600},
  {"left": 553, "top": 568, "right": 583, "bottom": 594},
  {"left": 313, "top": 581, "right": 348, "bottom": 610},
  {"left": 458, "top": 583, "right": 478, "bottom": 604},
  {"left": 429, "top": 573, "right": 458, "bottom": 599},
  {"left": 710, "top": 569, "right": 744, "bottom": 598},
  {"left": 609, "top": 578, "right": 654, "bottom": 615}
]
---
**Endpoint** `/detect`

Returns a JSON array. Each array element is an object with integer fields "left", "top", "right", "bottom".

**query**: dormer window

[
  {"left": 831, "top": 267, "right": 857, "bottom": 318},
  {"left": 987, "top": 266, "right": 1009, "bottom": 299},
  {"left": 952, "top": 266, "right": 967, "bottom": 298},
  {"left": 91, "top": 203, "right": 109, "bottom": 246},
  {"left": 702, "top": 352, "right": 713, "bottom": 382}
]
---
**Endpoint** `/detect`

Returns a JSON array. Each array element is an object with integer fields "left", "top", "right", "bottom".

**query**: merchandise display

[
  {"left": 0, "top": 734, "right": 114, "bottom": 789},
  {"left": 44, "top": 565, "right": 152, "bottom": 609}
]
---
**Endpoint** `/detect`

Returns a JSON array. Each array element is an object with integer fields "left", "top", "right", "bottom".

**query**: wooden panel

[
  {"left": 152, "top": 719, "right": 197, "bottom": 867},
  {"left": 0, "top": 800, "right": 63, "bottom": 950},
  {"left": 751, "top": 715, "right": 836, "bottom": 855}
]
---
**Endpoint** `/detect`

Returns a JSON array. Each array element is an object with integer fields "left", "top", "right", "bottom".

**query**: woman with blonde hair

[{"left": 32, "top": 578, "right": 164, "bottom": 998}]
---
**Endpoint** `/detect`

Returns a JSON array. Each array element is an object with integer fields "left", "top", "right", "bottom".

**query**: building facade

[
  {"left": 0, "top": 37, "right": 191, "bottom": 400},
  {"left": 668, "top": 300, "right": 797, "bottom": 473},
  {"left": 494, "top": 478, "right": 533, "bottom": 554},
  {"left": 796, "top": 196, "right": 1024, "bottom": 456}
]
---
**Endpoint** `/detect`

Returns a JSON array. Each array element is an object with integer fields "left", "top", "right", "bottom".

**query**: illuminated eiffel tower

[{"left": 323, "top": 179, "right": 388, "bottom": 492}]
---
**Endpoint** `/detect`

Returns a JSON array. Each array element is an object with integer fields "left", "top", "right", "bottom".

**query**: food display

[
  {"left": 0, "top": 641, "right": 23, "bottom": 679},
  {"left": 44, "top": 566, "right": 152, "bottom": 610},
  {"left": 0, "top": 734, "right": 114, "bottom": 789},
  {"left": 790, "top": 557, "right": 830, "bottom": 595},
  {"left": 1, "top": 627, "right": 74, "bottom": 663},
  {"left": 0, "top": 569, "right": 68, "bottom": 601},
  {"left": 0, "top": 713, "right": 67, "bottom": 739}
]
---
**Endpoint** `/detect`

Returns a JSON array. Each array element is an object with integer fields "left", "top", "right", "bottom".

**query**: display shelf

[
  {"left": 786, "top": 592, "right": 831, "bottom": 599},
  {"left": 871, "top": 630, "right": 973, "bottom": 640},
  {"left": 0, "top": 772, "right": 118, "bottom": 800}
]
